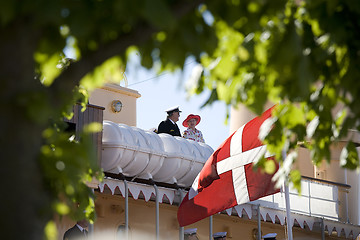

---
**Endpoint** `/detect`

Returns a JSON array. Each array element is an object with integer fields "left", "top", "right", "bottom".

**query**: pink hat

[{"left": 182, "top": 114, "right": 201, "bottom": 127}]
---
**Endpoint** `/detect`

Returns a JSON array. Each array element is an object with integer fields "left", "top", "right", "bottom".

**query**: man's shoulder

[
  {"left": 63, "top": 225, "right": 80, "bottom": 239},
  {"left": 65, "top": 225, "right": 77, "bottom": 233},
  {"left": 158, "top": 119, "right": 173, "bottom": 134},
  {"left": 159, "top": 119, "right": 170, "bottom": 126}
]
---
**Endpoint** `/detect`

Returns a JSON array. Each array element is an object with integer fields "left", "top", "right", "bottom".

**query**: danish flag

[{"left": 177, "top": 106, "right": 279, "bottom": 226}]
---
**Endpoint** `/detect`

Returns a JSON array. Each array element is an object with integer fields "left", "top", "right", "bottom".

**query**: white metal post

[
  {"left": 282, "top": 149, "right": 293, "bottom": 240},
  {"left": 257, "top": 205, "right": 261, "bottom": 240},
  {"left": 321, "top": 218, "right": 325, "bottom": 240},
  {"left": 344, "top": 169, "right": 349, "bottom": 223},
  {"left": 124, "top": 180, "right": 129, "bottom": 240},
  {"left": 154, "top": 184, "right": 160, "bottom": 240},
  {"left": 284, "top": 184, "right": 293, "bottom": 240},
  {"left": 178, "top": 189, "right": 184, "bottom": 240},
  {"left": 209, "top": 215, "right": 213, "bottom": 240}
]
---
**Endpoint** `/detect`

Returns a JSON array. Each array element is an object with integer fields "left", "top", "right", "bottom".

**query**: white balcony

[
  {"left": 253, "top": 176, "right": 347, "bottom": 222},
  {"left": 101, "top": 121, "right": 214, "bottom": 187}
]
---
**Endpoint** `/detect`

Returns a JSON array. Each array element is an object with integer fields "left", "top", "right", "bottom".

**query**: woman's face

[{"left": 187, "top": 118, "right": 197, "bottom": 128}]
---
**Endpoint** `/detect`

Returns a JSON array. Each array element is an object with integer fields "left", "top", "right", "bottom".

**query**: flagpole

[
  {"left": 257, "top": 205, "right": 261, "bottom": 240},
  {"left": 283, "top": 150, "right": 293, "bottom": 240},
  {"left": 284, "top": 184, "right": 293, "bottom": 240}
]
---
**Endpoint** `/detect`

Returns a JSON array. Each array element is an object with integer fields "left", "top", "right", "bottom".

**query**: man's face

[
  {"left": 77, "top": 219, "right": 89, "bottom": 228},
  {"left": 170, "top": 111, "right": 180, "bottom": 122}
]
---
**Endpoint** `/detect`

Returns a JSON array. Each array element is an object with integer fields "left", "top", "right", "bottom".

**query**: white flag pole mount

[{"left": 283, "top": 149, "right": 293, "bottom": 240}]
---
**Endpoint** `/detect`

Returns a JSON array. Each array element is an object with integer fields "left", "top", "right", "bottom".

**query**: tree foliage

[
  {"left": 194, "top": 0, "right": 360, "bottom": 188},
  {"left": 1, "top": 0, "right": 360, "bottom": 239}
]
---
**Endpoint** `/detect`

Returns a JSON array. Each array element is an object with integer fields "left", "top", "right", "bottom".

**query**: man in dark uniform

[
  {"left": 63, "top": 219, "right": 89, "bottom": 240},
  {"left": 157, "top": 106, "right": 182, "bottom": 137}
]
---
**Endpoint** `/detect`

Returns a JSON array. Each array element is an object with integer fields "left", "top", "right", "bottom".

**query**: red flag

[{"left": 177, "top": 106, "right": 279, "bottom": 227}]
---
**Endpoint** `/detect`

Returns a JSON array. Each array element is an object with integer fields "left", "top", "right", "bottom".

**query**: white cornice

[{"left": 100, "top": 83, "right": 141, "bottom": 98}]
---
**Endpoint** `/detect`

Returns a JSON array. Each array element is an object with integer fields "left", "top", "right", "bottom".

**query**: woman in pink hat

[{"left": 182, "top": 114, "right": 205, "bottom": 143}]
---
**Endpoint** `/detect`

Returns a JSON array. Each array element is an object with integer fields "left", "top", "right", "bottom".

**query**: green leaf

[
  {"left": 81, "top": 56, "right": 125, "bottom": 91},
  {"left": 35, "top": 53, "right": 63, "bottom": 86},
  {"left": 44, "top": 221, "right": 58, "bottom": 240},
  {"left": 141, "top": 0, "right": 175, "bottom": 29},
  {"left": 264, "top": 159, "right": 276, "bottom": 174},
  {"left": 280, "top": 104, "right": 306, "bottom": 128},
  {"left": 290, "top": 169, "right": 302, "bottom": 193},
  {"left": 54, "top": 202, "right": 70, "bottom": 215},
  {"left": 340, "top": 142, "right": 359, "bottom": 170},
  {"left": 83, "top": 122, "right": 102, "bottom": 134},
  {"left": 0, "top": 1, "right": 16, "bottom": 25}
]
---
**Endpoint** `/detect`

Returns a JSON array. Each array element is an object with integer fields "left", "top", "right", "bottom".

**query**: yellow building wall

[
  {"left": 53, "top": 191, "right": 341, "bottom": 240},
  {"left": 89, "top": 83, "right": 141, "bottom": 126},
  {"left": 57, "top": 190, "right": 347, "bottom": 240}
]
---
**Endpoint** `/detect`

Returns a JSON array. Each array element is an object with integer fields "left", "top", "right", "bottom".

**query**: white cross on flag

[{"left": 177, "top": 106, "right": 279, "bottom": 226}]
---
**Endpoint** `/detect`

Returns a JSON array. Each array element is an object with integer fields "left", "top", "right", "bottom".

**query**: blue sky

[
  {"left": 125, "top": 57, "right": 230, "bottom": 150},
  {"left": 64, "top": 45, "right": 230, "bottom": 149}
]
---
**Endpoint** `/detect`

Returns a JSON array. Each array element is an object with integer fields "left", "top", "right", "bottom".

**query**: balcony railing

[{"left": 252, "top": 175, "right": 351, "bottom": 222}]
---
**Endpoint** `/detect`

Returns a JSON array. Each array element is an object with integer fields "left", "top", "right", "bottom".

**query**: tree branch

[{"left": 49, "top": 0, "right": 205, "bottom": 108}]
